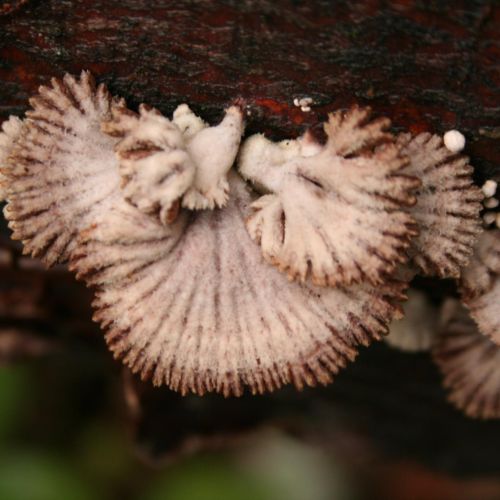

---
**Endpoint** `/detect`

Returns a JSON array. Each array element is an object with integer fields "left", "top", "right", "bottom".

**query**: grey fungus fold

[
  {"left": 385, "top": 288, "right": 438, "bottom": 353},
  {"left": 0, "top": 71, "right": 487, "bottom": 399},
  {"left": 433, "top": 299, "right": 500, "bottom": 420},
  {"left": 459, "top": 229, "right": 500, "bottom": 345}
]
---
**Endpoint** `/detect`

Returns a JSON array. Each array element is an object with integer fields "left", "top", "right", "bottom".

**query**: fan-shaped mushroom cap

[
  {"left": 385, "top": 288, "right": 437, "bottom": 352},
  {"left": 1, "top": 71, "right": 121, "bottom": 266},
  {"left": 69, "top": 173, "right": 407, "bottom": 396},
  {"left": 460, "top": 229, "right": 500, "bottom": 344},
  {"left": 238, "top": 106, "right": 420, "bottom": 287},
  {"left": 102, "top": 102, "right": 196, "bottom": 225},
  {"left": 433, "top": 299, "right": 500, "bottom": 419},
  {"left": 0, "top": 116, "right": 24, "bottom": 201},
  {"left": 397, "top": 133, "right": 483, "bottom": 278}
]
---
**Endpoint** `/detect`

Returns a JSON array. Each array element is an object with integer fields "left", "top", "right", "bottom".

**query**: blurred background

[
  {"left": 1, "top": 254, "right": 500, "bottom": 500},
  {"left": 1, "top": 0, "right": 499, "bottom": 499}
]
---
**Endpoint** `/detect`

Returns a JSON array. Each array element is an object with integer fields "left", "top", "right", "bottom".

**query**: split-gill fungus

[{"left": 0, "top": 72, "right": 492, "bottom": 408}]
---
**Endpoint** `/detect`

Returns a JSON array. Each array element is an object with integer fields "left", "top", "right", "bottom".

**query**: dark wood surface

[{"left": 1, "top": 0, "right": 499, "bottom": 477}]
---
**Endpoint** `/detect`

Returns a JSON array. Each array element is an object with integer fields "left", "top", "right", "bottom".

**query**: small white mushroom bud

[
  {"left": 443, "top": 129, "right": 466, "bottom": 152},
  {"left": 482, "top": 179, "right": 498, "bottom": 198},
  {"left": 483, "top": 212, "right": 496, "bottom": 226},
  {"left": 484, "top": 197, "right": 499, "bottom": 209}
]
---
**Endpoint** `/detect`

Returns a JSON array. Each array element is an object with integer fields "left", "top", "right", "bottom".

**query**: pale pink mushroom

[
  {"left": 0, "top": 72, "right": 408, "bottom": 395},
  {"left": 238, "top": 107, "right": 420, "bottom": 287}
]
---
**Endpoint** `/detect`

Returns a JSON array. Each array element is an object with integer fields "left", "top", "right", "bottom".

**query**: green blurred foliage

[
  {"left": 0, "top": 451, "right": 103, "bottom": 500},
  {"left": 76, "top": 420, "right": 134, "bottom": 484},
  {"left": 144, "top": 456, "right": 280, "bottom": 500},
  {"left": 0, "top": 365, "right": 30, "bottom": 438},
  {"left": 0, "top": 359, "right": 358, "bottom": 500}
]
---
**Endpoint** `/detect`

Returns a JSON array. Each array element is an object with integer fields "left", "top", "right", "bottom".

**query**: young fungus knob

[
  {"left": 460, "top": 229, "right": 500, "bottom": 344},
  {"left": 433, "top": 299, "right": 500, "bottom": 419},
  {"left": 397, "top": 133, "right": 483, "bottom": 278},
  {"left": 238, "top": 106, "right": 420, "bottom": 287},
  {"left": 443, "top": 129, "right": 466, "bottom": 153}
]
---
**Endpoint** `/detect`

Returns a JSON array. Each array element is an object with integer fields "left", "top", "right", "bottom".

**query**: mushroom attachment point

[
  {"left": 238, "top": 106, "right": 420, "bottom": 287},
  {"left": 178, "top": 103, "right": 245, "bottom": 211},
  {"left": 433, "top": 299, "right": 500, "bottom": 419},
  {"left": 397, "top": 133, "right": 483, "bottom": 278}
]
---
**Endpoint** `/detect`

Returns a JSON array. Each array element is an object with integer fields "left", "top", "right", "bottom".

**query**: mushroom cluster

[{"left": 1, "top": 72, "right": 492, "bottom": 406}]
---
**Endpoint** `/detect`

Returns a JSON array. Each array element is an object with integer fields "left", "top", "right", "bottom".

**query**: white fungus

[
  {"left": 293, "top": 97, "right": 314, "bottom": 112},
  {"left": 443, "top": 129, "right": 465, "bottom": 153},
  {"left": 0, "top": 72, "right": 409, "bottom": 397},
  {"left": 482, "top": 180, "right": 498, "bottom": 198},
  {"left": 238, "top": 106, "right": 420, "bottom": 287}
]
